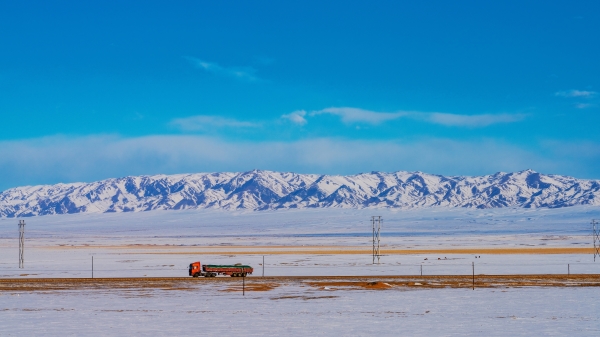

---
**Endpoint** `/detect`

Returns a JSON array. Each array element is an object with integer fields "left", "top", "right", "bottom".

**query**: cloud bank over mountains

[{"left": 3, "top": 134, "right": 594, "bottom": 192}]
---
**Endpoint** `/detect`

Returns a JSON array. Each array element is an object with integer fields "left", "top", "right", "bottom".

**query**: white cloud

[
  {"left": 310, "top": 107, "right": 525, "bottom": 127},
  {"left": 555, "top": 90, "right": 597, "bottom": 98},
  {"left": 281, "top": 110, "right": 308, "bottom": 125},
  {"left": 0, "top": 134, "right": 596, "bottom": 191},
  {"left": 185, "top": 57, "right": 259, "bottom": 81},
  {"left": 311, "top": 107, "right": 408, "bottom": 125},
  {"left": 170, "top": 115, "right": 260, "bottom": 132},
  {"left": 574, "top": 103, "right": 594, "bottom": 109},
  {"left": 425, "top": 113, "right": 526, "bottom": 127}
]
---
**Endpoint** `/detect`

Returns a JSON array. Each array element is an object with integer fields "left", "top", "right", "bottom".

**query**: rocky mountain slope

[{"left": 1, "top": 169, "right": 599, "bottom": 217}]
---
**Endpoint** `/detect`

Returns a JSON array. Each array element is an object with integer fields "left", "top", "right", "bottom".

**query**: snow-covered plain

[
  {"left": 2, "top": 281, "right": 599, "bottom": 336},
  {"left": 1, "top": 206, "right": 600, "bottom": 335},
  {"left": 0, "top": 206, "right": 599, "bottom": 277}
]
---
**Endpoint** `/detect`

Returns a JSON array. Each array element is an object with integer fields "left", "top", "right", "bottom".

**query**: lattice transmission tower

[
  {"left": 372, "top": 216, "right": 382, "bottom": 264},
  {"left": 18, "top": 220, "right": 25, "bottom": 268}
]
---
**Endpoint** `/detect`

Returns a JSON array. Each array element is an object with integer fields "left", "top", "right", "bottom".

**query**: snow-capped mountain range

[{"left": 1, "top": 169, "right": 599, "bottom": 217}]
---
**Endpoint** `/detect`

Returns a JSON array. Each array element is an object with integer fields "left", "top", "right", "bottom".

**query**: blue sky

[{"left": 1, "top": 1, "right": 599, "bottom": 190}]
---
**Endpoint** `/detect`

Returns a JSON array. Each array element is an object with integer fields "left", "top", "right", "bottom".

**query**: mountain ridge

[{"left": 1, "top": 169, "right": 599, "bottom": 217}]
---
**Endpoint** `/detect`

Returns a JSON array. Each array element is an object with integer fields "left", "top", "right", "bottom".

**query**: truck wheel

[{"left": 192, "top": 273, "right": 198, "bottom": 278}]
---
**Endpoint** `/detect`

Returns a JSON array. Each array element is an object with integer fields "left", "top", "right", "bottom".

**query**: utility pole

[
  {"left": 372, "top": 216, "right": 382, "bottom": 264},
  {"left": 262, "top": 256, "right": 264, "bottom": 277},
  {"left": 18, "top": 220, "right": 25, "bottom": 269},
  {"left": 593, "top": 220, "right": 600, "bottom": 262}
]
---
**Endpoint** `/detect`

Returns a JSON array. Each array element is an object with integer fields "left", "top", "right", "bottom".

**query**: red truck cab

[{"left": 189, "top": 261, "right": 202, "bottom": 277}]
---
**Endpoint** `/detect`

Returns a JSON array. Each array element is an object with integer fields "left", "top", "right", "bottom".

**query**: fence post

[{"left": 472, "top": 262, "right": 474, "bottom": 290}]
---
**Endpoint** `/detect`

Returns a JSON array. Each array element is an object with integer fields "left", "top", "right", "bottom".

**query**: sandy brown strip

[
  {"left": 125, "top": 247, "right": 594, "bottom": 255},
  {"left": 43, "top": 244, "right": 358, "bottom": 250}
]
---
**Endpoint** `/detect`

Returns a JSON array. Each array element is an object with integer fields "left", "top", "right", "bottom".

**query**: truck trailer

[{"left": 189, "top": 261, "right": 253, "bottom": 277}]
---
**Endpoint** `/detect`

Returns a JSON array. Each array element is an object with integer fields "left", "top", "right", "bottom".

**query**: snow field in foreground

[
  {"left": 1, "top": 284, "right": 599, "bottom": 336},
  {"left": 1, "top": 207, "right": 600, "bottom": 335}
]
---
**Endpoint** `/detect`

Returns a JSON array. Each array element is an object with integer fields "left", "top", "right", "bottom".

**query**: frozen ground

[
  {"left": 1, "top": 206, "right": 600, "bottom": 278},
  {"left": 1, "top": 206, "right": 600, "bottom": 335},
  {"left": 2, "top": 206, "right": 599, "bottom": 243},
  {"left": 1, "top": 281, "right": 599, "bottom": 336}
]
